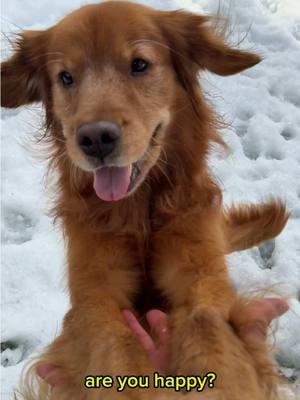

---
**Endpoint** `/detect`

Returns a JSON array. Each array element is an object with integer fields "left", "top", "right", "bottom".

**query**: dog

[{"left": 1, "top": 1, "right": 289, "bottom": 399}]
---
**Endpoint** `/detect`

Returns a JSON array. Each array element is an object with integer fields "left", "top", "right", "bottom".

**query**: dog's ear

[
  {"left": 159, "top": 11, "right": 261, "bottom": 77},
  {"left": 1, "top": 30, "right": 48, "bottom": 108}
]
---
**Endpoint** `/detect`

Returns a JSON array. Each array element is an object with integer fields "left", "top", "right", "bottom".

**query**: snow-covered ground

[{"left": 1, "top": 0, "right": 300, "bottom": 398}]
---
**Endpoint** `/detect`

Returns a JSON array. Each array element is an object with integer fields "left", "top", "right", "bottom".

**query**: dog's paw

[
  {"left": 170, "top": 306, "right": 228, "bottom": 375},
  {"left": 109, "top": 388, "right": 188, "bottom": 400},
  {"left": 170, "top": 303, "right": 279, "bottom": 399}
]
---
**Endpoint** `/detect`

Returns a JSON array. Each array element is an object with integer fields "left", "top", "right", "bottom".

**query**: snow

[{"left": 1, "top": 0, "right": 300, "bottom": 398}]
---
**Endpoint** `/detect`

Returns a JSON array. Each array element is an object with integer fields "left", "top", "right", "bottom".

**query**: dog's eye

[
  {"left": 59, "top": 71, "right": 74, "bottom": 87},
  {"left": 131, "top": 59, "right": 149, "bottom": 75}
]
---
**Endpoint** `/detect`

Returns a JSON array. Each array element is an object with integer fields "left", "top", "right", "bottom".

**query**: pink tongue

[{"left": 93, "top": 166, "right": 131, "bottom": 202}]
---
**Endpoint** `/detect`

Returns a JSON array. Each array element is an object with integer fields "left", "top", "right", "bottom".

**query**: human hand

[
  {"left": 122, "top": 298, "right": 289, "bottom": 373},
  {"left": 37, "top": 298, "right": 288, "bottom": 386}
]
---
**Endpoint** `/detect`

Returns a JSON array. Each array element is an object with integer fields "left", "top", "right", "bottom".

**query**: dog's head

[{"left": 1, "top": 1, "right": 260, "bottom": 202}]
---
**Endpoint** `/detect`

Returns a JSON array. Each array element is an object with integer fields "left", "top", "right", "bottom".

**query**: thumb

[
  {"left": 36, "top": 364, "right": 68, "bottom": 387},
  {"left": 231, "top": 298, "right": 289, "bottom": 340},
  {"left": 146, "top": 309, "right": 169, "bottom": 346}
]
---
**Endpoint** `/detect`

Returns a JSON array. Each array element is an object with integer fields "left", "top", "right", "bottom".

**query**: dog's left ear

[
  {"left": 159, "top": 10, "right": 261, "bottom": 76},
  {"left": 1, "top": 30, "right": 48, "bottom": 108}
]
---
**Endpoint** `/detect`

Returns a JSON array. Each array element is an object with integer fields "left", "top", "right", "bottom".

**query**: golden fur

[{"left": 1, "top": 2, "right": 289, "bottom": 399}]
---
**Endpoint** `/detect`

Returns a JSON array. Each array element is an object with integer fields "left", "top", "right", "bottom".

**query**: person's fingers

[
  {"left": 146, "top": 310, "right": 170, "bottom": 372},
  {"left": 36, "top": 364, "right": 67, "bottom": 387},
  {"left": 123, "top": 310, "right": 170, "bottom": 372},
  {"left": 122, "top": 310, "right": 155, "bottom": 353},
  {"left": 146, "top": 309, "right": 169, "bottom": 347},
  {"left": 261, "top": 298, "right": 289, "bottom": 324},
  {"left": 236, "top": 298, "right": 289, "bottom": 340}
]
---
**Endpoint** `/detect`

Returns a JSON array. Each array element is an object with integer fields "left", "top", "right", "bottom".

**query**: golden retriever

[{"left": 1, "top": 1, "right": 288, "bottom": 399}]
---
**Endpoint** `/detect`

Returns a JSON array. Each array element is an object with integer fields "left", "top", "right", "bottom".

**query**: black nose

[{"left": 77, "top": 121, "right": 121, "bottom": 160}]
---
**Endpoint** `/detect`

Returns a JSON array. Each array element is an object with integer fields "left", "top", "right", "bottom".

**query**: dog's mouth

[
  {"left": 93, "top": 124, "right": 161, "bottom": 202},
  {"left": 93, "top": 162, "right": 142, "bottom": 202}
]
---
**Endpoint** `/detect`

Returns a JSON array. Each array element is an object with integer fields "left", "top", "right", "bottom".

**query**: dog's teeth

[{"left": 131, "top": 164, "right": 138, "bottom": 182}]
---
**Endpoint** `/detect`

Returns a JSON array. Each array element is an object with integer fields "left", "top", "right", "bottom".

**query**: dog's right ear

[
  {"left": 1, "top": 30, "right": 48, "bottom": 108},
  {"left": 158, "top": 11, "right": 261, "bottom": 77}
]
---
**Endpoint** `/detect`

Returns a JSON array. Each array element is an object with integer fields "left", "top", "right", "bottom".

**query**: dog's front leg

[
  {"left": 151, "top": 205, "right": 278, "bottom": 399},
  {"left": 151, "top": 205, "right": 254, "bottom": 392},
  {"left": 152, "top": 204, "right": 235, "bottom": 318},
  {"left": 23, "top": 223, "right": 157, "bottom": 400}
]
